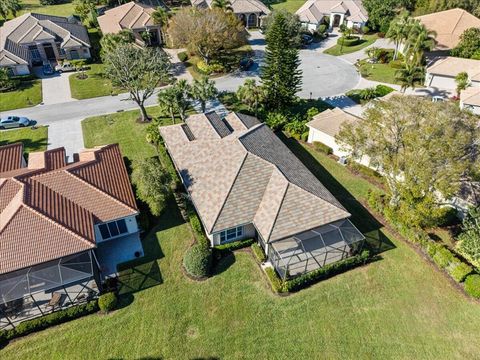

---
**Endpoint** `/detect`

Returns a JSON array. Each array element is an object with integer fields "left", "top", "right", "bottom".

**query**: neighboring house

[
  {"left": 191, "top": 0, "right": 271, "bottom": 28},
  {"left": 295, "top": 0, "right": 368, "bottom": 32},
  {"left": 415, "top": 8, "right": 480, "bottom": 52},
  {"left": 160, "top": 112, "right": 365, "bottom": 280},
  {"left": 98, "top": 1, "right": 165, "bottom": 47},
  {"left": 425, "top": 57, "right": 480, "bottom": 90},
  {"left": 0, "top": 13, "right": 91, "bottom": 76},
  {"left": 460, "top": 87, "right": 480, "bottom": 115},
  {"left": 0, "top": 143, "right": 143, "bottom": 329},
  {"left": 307, "top": 107, "right": 361, "bottom": 158}
]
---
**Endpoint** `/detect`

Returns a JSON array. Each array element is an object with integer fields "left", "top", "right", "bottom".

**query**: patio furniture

[{"left": 47, "top": 292, "right": 62, "bottom": 311}]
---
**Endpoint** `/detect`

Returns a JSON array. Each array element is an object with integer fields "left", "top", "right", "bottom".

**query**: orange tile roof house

[
  {"left": 98, "top": 1, "right": 165, "bottom": 47},
  {"left": 160, "top": 112, "right": 364, "bottom": 279},
  {"left": 0, "top": 143, "right": 143, "bottom": 329},
  {"left": 415, "top": 8, "right": 480, "bottom": 51}
]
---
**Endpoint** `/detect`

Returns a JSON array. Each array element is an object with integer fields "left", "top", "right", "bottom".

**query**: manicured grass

[
  {"left": 324, "top": 34, "right": 378, "bottom": 56},
  {"left": 19, "top": 0, "right": 75, "bottom": 17},
  {"left": 0, "top": 80, "right": 42, "bottom": 111},
  {"left": 266, "top": 0, "right": 305, "bottom": 13},
  {"left": 0, "top": 126, "right": 48, "bottom": 153},
  {"left": 359, "top": 62, "right": 400, "bottom": 85},
  {"left": 69, "top": 64, "right": 122, "bottom": 100}
]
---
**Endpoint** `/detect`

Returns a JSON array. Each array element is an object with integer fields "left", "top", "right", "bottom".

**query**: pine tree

[{"left": 260, "top": 12, "right": 302, "bottom": 110}]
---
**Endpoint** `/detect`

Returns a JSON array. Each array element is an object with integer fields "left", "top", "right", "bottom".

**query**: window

[
  {"left": 28, "top": 45, "right": 41, "bottom": 59},
  {"left": 219, "top": 226, "right": 243, "bottom": 243},
  {"left": 98, "top": 219, "right": 129, "bottom": 240}
]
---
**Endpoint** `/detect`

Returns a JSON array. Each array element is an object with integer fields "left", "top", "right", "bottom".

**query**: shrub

[
  {"left": 0, "top": 68, "right": 19, "bottom": 92},
  {"left": 447, "top": 261, "right": 472, "bottom": 283},
  {"left": 375, "top": 84, "right": 394, "bottom": 97},
  {"left": 265, "top": 267, "right": 284, "bottom": 293},
  {"left": 361, "top": 25, "right": 370, "bottom": 34},
  {"left": 337, "top": 36, "right": 360, "bottom": 46},
  {"left": 183, "top": 244, "right": 212, "bottom": 278},
  {"left": 464, "top": 274, "right": 480, "bottom": 299},
  {"left": 252, "top": 243, "right": 266, "bottom": 263},
  {"left": 186, "top": 204, "right": 210, "bottom": 248},
  {"left": 426, "top": 241, "right": 442, "bottom": 258},
  {"left": 265, "top": 112, "right": 288, "bottom": 131},
  {"left": 301, "top": 131, "right": 309, "bottom": 142},
  {"left": 284, "top": 250, "right": 371, "bottom": 292},
  {"left": 177, "top": 51, "right": 188, "bottom": 62},
  {"left": 348, "top": 162, "right": 382, "bottom": 180},
  {"left": 434, "top": 207, "right": 459, "bottom": 227},
  {"left": 0, "top": 300, "right": 98, "bottom": 343},
  {"left": 432, "top": 247, "right": 455, "bottom": 269},
  {"left": 98, "top": 292, "right": 117, "bottom": 313},
  {"left": 214, "top": 238, "right": 255, "bottom": 253},
  {"left": 389, "top": 59, "right": 404, "bottom": 69},
  {"left": 196, "top": 60, "right": 224, "bottom": 75},
  {"left": 367, "top": 188, "right": 386, "bottom": 214},
  {"left": 317, "top": 24, "right": 327, "bottom": 34},
  {"left": 313, "top": 141, "right": 333, "bottom": 155}
]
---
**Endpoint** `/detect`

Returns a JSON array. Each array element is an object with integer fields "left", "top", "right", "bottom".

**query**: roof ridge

[
  {"left": 209, "top": 151, "right": 248, "bottom": 233},
  {"left": 118, "top": 2, "right": 137, "bottom": 29},
  {"left": 289, "top": 181, "right": 350, "bottom": 215},
  {"left": 0, "top": 183, "right": 24, "bottom": 232}
]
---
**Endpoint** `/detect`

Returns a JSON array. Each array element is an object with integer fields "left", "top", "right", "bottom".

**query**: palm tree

[
  {"left": 386, "top": 12, "right": 413, "bottom": 60},
  {"left": 211, "top": 0, "right": 233, "bottom": 12},
  {"left": 174, "top": 79, "right": 191, "bottom": 121},
  {"left": 190, "top": 76, "right": 218, "bottom": 113},
  {"left": 158, "top": 87, "right": 178, "bottom": 124},
  {"left": 151, "top": 6, "right": 169, "bottom": 43},
  {"left": 395, "top": 62, "right": 425, "bottom": 93},
  {"left": 404, "top": 21, "right": 436, "bottom": 65},
  {"left": 455, "top": 72, "right": 470, "bottom": 98},
  {"left": 237, "top": 79, "right": 265, "bottom": 116},
  {"left": 0, "top": 0, "right": 20, "bottom": 19}
]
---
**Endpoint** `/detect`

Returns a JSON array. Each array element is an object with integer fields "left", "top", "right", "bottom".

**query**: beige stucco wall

[{"left": 210, "top": 223, "right": 256, "bottom": 246}]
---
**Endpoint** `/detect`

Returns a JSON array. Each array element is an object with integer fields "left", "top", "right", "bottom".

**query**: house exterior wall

[
  {"left": 307, "top": 127, "right": 350, "bottom": 158},
  {"left": 210, "top": 223, "right": 256, "bottom": 246},
  {"left": 65, "top": 46, "right": 91, "bottom": 60},
  {"left": 460, "top": 101, "right": 480, "bottom": 115},
  {"left": 3, "top": 64, "right": 31, "bottom": 75},
  {"left": 94, "top": 215, "right": 139, "bottom": 243},
  {"left": 426, "top": 74, "right": 456, "bottom": 89}
]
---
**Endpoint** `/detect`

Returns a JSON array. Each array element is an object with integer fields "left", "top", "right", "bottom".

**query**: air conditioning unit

[{"left": 338, "top": 156, "right": 348, "bottom": 166}]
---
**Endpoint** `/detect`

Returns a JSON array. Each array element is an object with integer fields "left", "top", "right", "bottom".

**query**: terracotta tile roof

[
  {"left": 160, "top": 112, "right": 350, "bottom": 243},
  {"left": 415, "top": 8, "right": 480, "bottom": 50},
  {"left": 0, "top": 143, "right": 137, "bottom": 274},
  {"left": 307, "top": 108, "right": 361, "bottom": 137},
  {"left": 0, "top": 143, "right": 24, "bottom": 173}
]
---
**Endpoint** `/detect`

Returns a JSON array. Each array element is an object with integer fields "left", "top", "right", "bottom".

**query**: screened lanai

[
  {"left": 0, "top": 251, "right": 99, "bottom": 329},
  {"left": 268, "top": 219, "right": 365, "bottom": 279}
]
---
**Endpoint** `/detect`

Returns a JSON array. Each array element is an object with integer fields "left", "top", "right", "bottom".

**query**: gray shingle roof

[{"left": 205, "top": 112, "right": 232, "bottom": 138}]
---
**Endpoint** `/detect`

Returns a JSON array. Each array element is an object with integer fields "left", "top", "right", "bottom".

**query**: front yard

[
  {"left": 0, "top": 126, "right": 48, "bottom": 153},
  {"left": 358, "top": 62, "right": 400, "bottom": 85},
  {"left": 2, "top": 107, "right": 480, "bottom": 359},
  {"left": 324, "top": 34, "right": 378, "bottom": 56},
  {"left": 0, "top": 80, "right": 42, "bottom": 111},
  {"left": 69, "top": 64, "right": 122, "bottom": 100}
]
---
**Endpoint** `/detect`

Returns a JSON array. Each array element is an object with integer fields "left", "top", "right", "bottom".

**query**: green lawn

[
  {"left": 359, "top": 62, "right": 400, "bottom": 85},
  {"left": 69, "top": 64, "right": 122, "bottom": 100},
  {"left": 0, "top": 126, "right": 48, "bottom": 153},
  {"left": 324, "top": 34, "right": 378, "bottom": 56},
  {"left": 2, "top": 110, "right": 480, "bottom": 359},
  {"left": 265, "top": 0, "right": 305, "bottom": 12},
  {"left": 0, "top": 80, "right": 42, "bottom": 111},
  {"left": 19, "top": 0, "right": 75, "bottom": 17}
]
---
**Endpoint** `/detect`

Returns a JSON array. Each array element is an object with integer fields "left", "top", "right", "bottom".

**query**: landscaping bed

[
  {"left": 324, "top": 34, "right": 378, "bottom": 56},
  {"left": 0, "top": 79, "right": 42, "bottom": 111}
]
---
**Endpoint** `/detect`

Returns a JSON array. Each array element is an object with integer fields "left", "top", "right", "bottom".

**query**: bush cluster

[
  {"left": 0, "top": 300, "right": 98, "bottom": 344},
  {"left": 428, "top": 244, "right": 473, "bottom": 283},
  {"left": 251, "top": 243, "right": 267, "bottom": 263},
  {"left": 346, "top": 84, "right": 394, "bottom": 103},
  {"left": 265, "top": 267, "right": 283, "bottom": 293},
  {"left": 177, "top": 51, "right": 188, "bottom": 62},
  {"left": 337, "top": 36, "right": 360, "bottom": 46},
  {"left": 464, "top": 274, "right": 480, "bottom": 299},
  {"left": 196, "top": 60, "right": 225, "bottom": 75},
  {"left": 348, "top": 162, "right": 382, "bottom": 180},
  {"left": 183, "top": 244, "right": 213, "bottom": 278},
  {"left": 214, "top": 238, "right": 255, "bottom": 253},
  {"left": 186, "top": 205, "right": 210, "bottom": 248},
  {"left": 313, "top": 141, "right": 333, "bottom": 155},
  {"left": 98, "top": 292, "right": 117, "bottom": 313},
  {"left": 283, "top": 250, "right": 372, "bottom": 292}
]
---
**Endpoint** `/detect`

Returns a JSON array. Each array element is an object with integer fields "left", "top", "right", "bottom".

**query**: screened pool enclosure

[
  {"left": 268, "top": 219, "right": 365, "bottom": 279},
  {"left": 0, "top": 251, "right": 99, "bottom": 329}
]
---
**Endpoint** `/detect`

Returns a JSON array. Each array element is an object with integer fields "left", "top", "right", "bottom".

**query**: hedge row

[
  {"left": 0, "top": 300, "right": 98, "bottom": 344},
  {"left": 251, "top": 243, "right": 267, "bottom": 263},
  {"left": 465, "top": 274, "right": 480, "bottom": 299},
  {"left": 313, "top": 141, "right": 333, "bottom": 155},
  {"left": 265, "top": 267, "right": 283, "bottom": 293},
  {"left": 347, "top": 162, "right": 382, "bottom": 180},
  {"left": 283, "top": 250, "right": 372, "bottom": 292},
  {"left": 214, "top": 238, "right": 255, "bottom": 253},
  {"left": 337, "top": 36, "right": 361, "bottom": 46},
  {"left": 186, "top": 204, "right": 210, "bottom": 249},
  {"left": 428, "top": 243, "right": 473, "bottom": 283}
]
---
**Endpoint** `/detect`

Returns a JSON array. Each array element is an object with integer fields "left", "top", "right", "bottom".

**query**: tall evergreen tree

[{"left": 260, "top": 12, "right": 302, "bottom": 110}]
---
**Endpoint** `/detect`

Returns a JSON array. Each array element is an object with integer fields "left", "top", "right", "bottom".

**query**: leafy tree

[
  {"left": 262, "top": 10, "right": 302, "bottom": 48},
  {"left": 167, "top": 8, "right": 246, "bottom": 64},
  {"left": 158, "top": 86, "right": 179, "bottom": 124},
  {"left": 211, "top": 0, "right": 233, "bottom": 12},
  {"left": 0, "top": 0, "right": 20, "bottom": 19},
  {"left": 363, "top": 0, "right": 415, "bottom": 32},
  {"left": 395, "top": 62, "right": 425, "bottom": 92},
  {"left": 73, "top": 0, "right": 97, "bottom": 26},
  {"left": 104, "top": 44, "right": 171, "bottom": 122},
  {"left": 190, "top": 76, "right": 218, "bottom": 113},
  {"left": 100, "top": 29, "right": 135, "bottom": 59},
  {"left": 261, "top": 11, "right": 302, "bottom": 110},
  {"left": 265, "top": 112, "right": 288, "bottom": 131},
  {"left": 0, "top": 68, "right": 17, "bottom": 91},
  {"left": 336, "top": 96, "right": 479, "bottom": 227},
  {"left": 131, "top": 157, "right": 171, "bottom": 216},
  {"left": 236, "top": 79, "right": 265, "bottom": 116},
  {"left": 459, "top": 207, "right": 480, "bottom": 266},
  {"left": 414, "top": 0, "right": 479, "bottom": 16},
  {"left": 455, "top": 71, "right": 470, "bottom": 97},
  {"left": 451, "top": 28, "right": 480, "bottom": 59}
]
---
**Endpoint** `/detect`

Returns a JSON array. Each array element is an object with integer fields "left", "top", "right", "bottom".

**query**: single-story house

[
  {"left": 98, "top": 1, "right": 165, "bottom": 47},
  {"left": 425, "top": 57, "right": 480, "bottom": 90},
  {"left": 460, "top": 87, "right": 480, "bottom": 115},
  {"left": 191, "top": 0, "right": 271, "bottom": 28},
  {"left": 295, "top": 0, "right": 368, "bottom": 32},
  {"left": 415, "top": 8, "right": 480, "bottom": 52},
  {"left": 160, "top": 112, "right": 365, "bottom": 280},
  {"left": 0, "top": 143, "right": 143, "bottom": 329},
  {"left": 0, "top": 13, "right": 91, "bottom": 76}
]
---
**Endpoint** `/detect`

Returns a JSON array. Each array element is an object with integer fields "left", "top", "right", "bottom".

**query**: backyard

[
  {"left": 1, "top": 108, "right": 480, "bottom": 359},
  {"left": 0, "top": 126, "right": 48, "bottom": 153},
  {"left": 18, "top": 0, "right": 75, "bottom": 17},
  {"left": 0, "top": 80, "right": 42, "bottom": 111}
]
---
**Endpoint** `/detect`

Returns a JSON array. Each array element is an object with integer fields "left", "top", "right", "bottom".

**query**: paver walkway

[{"left": 163, "top": 48, "right": 193, "bottom": 82}]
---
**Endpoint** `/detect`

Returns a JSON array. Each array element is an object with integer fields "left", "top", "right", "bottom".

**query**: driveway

[
  {"left": 33, "top": 67, "right": 75, "bottom": 105},
  {"left": 215, "top": 31, "right": 360, "bottom": 98}
]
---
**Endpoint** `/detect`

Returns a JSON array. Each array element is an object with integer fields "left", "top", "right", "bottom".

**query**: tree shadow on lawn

[
  {"left": 278, "top": 133, "right": 396, "bottom": 255},
  {"left": 211, "top": 252, "right": 237, "bottom": 276},
  {"left": 0, "top": 134, "right": 48, "bottom": 154}
]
